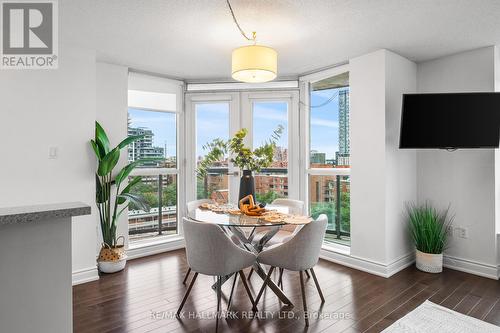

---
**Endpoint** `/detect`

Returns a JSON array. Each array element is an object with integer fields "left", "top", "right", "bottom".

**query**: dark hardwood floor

[{"left": 73, "top": 249, "right": 500, "bottom": 332}]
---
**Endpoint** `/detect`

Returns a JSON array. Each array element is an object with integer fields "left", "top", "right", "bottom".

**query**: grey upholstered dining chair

[
  {"left": 248, "top": 198, "right": 305, "bottom": 279},
  {"left": 177, "top": 218, "right": 256, "bottom": 330},
  {"left": 182, "top": 199, "right": 214, "bottom": 284},
  {"left": 253, "top": 214, "right": 328, "bottom": 326}
]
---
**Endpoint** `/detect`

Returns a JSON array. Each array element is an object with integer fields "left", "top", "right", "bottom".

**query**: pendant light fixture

[{"left": 227, "top": 0, "right": 278, "bottom": 83}]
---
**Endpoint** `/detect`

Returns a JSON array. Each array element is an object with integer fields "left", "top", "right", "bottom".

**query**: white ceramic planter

[
  {"left": 98, "top": 256, "right": 127, "bottom": 274},
  {"left": 415, "top": 250, "right": 443, "bottom": 273}
]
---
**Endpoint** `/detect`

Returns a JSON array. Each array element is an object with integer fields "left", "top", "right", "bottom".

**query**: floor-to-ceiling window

[
  {"left": 127, "top": 74, "right": 183, "bottom": 245},
  {"left": 302, "top": 69, "right": 351, "bottom": 246},
  {"left": 252, "top": 101, "right": 289, "bottom": 203},
  {"left": 127, "top": 108, "right": 178, "bottom": 241},
  {"left": 195, "top": 103, "right": 230, "bottom": 204},
  {"left": 186, "top": 90, "right": 299, "bottom": 205}
]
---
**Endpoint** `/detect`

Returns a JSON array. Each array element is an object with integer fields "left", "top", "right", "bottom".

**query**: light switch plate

[{"left": 49, "top": 146, "right": 58, "bottom": 159}]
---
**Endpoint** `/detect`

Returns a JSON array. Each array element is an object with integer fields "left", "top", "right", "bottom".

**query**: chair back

[
  {"left": 271, "top": 199, "right": 305, "bottom": 232},
  {"left": 182, "top": 218, "right": 256, "bottom": 276},
  {"left": 271, "top": 198, "right": 304, "bottom": 215},
  {"left": 186, "top": 199, "right": 213, "bottom": 215},
  {"left": 258, "top": 214, "right": 327, "bottom": 271}
]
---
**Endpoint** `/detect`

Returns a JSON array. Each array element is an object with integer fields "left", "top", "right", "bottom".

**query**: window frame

[
  {"left": 299, "top": 64, "right": 351, "bottom": 248},
  {"left": 127, "top": 78, "right": 185, "bottom": 246},
  {"left": 185, "top": 90, "right": 300, "bottom": 205},
  {"left": 241, "top": 91, "right": 300, "bottom": 200},
  {"left": 185, "top": 92, "right": 241, "bottom": 205}
]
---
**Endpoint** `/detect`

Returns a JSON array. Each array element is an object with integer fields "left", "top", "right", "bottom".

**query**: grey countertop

[{"left": 0, "top": 202, "right": 91, "bottom": 226}]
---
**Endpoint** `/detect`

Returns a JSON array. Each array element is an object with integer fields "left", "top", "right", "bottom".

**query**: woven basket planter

[
  {"left": 416, "top": 249, "right": 443, "bottom": 273},
  {"left": 98, "top": 236, "right": 127, "bottom": 273}
]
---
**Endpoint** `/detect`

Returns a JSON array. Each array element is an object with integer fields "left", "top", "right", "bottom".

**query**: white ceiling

[{"left": 61, "top": 0, "right": 500, "bottom": 81}]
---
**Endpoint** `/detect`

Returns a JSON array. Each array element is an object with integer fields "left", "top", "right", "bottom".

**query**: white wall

[
  {"left": 0, "top": 45, "right": 99, "bottom": 283},
  {"left": 495, "top": 47, "right": 500, "bottom": 245},
  {"left": 384, "top": 51, "right": 417, "bottom": 264},
  {"left": 96, "top": 62, "right": 130, "bottom": 249},
  {"left": 350, "top": 50, "right": 388, "bottom": 264},
  {"left": 417, "top": 46, "right": 498, "bottom": 278},
  {"left": 350, "top": 49, "right": 417, "bottom": 271}
]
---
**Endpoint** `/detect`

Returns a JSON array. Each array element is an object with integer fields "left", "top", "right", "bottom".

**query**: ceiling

[{"left": 61, "top": 0, "right": 500, "bottom": 81}]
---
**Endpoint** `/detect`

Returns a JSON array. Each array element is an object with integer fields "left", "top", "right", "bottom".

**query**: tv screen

[{"left": 399, "top": 93, "right": 500, "bottom": 149}]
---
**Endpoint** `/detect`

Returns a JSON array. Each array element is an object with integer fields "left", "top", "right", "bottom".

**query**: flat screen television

[{"left": 399, "top": 93, "right": 500, "bottom": 149}]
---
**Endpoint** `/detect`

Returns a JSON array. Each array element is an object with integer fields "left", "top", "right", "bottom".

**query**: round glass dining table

[
  {"left": 187, "top": 204, "right": 312, "bottom": 308},
  {"left": 188, "top": 204, "right": 291, "bottom": 227}
]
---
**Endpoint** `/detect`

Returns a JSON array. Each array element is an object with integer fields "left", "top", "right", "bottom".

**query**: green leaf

[
  {"left": 117, "top": 176, "right": 141, "bottom": 204},
  {"left": 406, "top": 202, "right": 453, "bottom": 254},
  {"left": 95, "top": 174, "right": 111, "bottom": 203},
  {"left": 117, "top": 134, "right": 144, "bottom": 150},
  {"left": 97, "top": 148, "right": 120, "bottom": 176},
  {"left": 95, "top": 174, "right": 104, "bottom": 203},
  {"left": 117, "top": 193, "right": 150, "bottom": 211},
  {"left": 95, "top": 121, "right": 110, "bottom": 154},
  {"left": 115, "top": 161, "right": 141, "bottom": 187},
  {"left": 90, "top": 140, "right": 102, "bottom": 160}
]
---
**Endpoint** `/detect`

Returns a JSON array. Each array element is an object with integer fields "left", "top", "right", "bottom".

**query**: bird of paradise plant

[{"left": 90, "top": 121, "right": 150, "bottom": 248}]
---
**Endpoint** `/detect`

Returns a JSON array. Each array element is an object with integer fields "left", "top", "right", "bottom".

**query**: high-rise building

[
  {"left": 310, "top": 150, "right": 326, "bottom": 164},
  {"left": 128, "top": 126, "right": 165, "bottom": 166},
  {"left": 337, "top": 89, "right": 350, "bottom": 166}
]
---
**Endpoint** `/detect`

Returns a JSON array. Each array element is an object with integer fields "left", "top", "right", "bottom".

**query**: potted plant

[
  {"left": 90, "top": 121, "right": 150, "bottom": 273},
  {"left": 197, "top": 126, "right": 283, "bottom": 205},
  {"left": 406, "top": 202, "right": 453, "bottom": 273}
]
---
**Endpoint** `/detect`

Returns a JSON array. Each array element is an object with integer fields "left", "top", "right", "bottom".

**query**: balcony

[
  {"left": 128, "top": 174, "right": 178, "bottom": 242},
  {"left": 309, "top": 175, "right": 350, "bottom": 246}
]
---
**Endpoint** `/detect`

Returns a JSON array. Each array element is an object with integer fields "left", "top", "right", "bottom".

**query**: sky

[
  {"left": 128, "top": 108, "right": 177, "bottom": 157},
  {"left": 128, "top": 86, "right": 349, "bottom": 161},
  {"left": 196, "top": 103, "right": 229, "bottom": 159},
  {"left": 253, "top": 102, "right": 288, "bottom": 149},
  {"left": 310, "top": 86, "right": 349, "bottom": 159}
]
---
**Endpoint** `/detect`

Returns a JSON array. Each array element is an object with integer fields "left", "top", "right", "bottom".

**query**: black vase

[{"left": 238, "top": 170, "right": 255, "bottom": 207}]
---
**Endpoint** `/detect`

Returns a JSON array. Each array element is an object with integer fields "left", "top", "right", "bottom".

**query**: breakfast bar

[{"left": 0, "top": 202, "right": 91, "bottom": 333}]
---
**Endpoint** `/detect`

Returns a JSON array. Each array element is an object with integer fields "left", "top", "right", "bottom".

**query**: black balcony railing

[
  {"left": 128, "top": 174, "right": 178, "bottom": 241},
  {"left": 311, "top": 175, "right": 350, "bottom": 245}
]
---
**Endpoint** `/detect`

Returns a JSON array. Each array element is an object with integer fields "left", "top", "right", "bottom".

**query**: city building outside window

[{"left": 305, "top": 70, "right": 351, "bottom": 246}]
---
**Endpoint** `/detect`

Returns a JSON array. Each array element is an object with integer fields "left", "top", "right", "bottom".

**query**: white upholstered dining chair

[
  {"left": 186, "top": 199, "right": 213, "bottom": 216},
  {"left": 253, "top": 198, "right": 305, "bottom": 244},
  {"left": 177, "top": 218, "right": 256, "bottom": 330},
  {"left": 254, "top": 214, "right": 328, "bottom": 326}
]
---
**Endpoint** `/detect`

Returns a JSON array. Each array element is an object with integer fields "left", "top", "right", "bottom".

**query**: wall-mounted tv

[{"left": 399, "top": 93, "right": 500, "bottom": 149}]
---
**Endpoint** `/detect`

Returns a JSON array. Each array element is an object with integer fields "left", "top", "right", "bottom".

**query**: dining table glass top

[{"left": 187, "top": 204, "right": 312, "bottom": 227}]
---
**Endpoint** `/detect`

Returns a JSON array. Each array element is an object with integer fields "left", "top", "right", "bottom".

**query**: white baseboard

[
  {"left": 127, "top": 236, "right": 185, "bottom": 260},
  {"left": 443, "top": 255, "right": 499, "bottom": 280},
  {"left": 320, "top": 248, "right": 500, "bottom": 280},
  {"left": 72, "top": 266, "right": 99, "bottom": 285},
  {"left": 320, "top": 248, "right": 415, "bottom": 278},
  {"left": 71, "top": 238, "right": 185, "bottom": 286}
]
